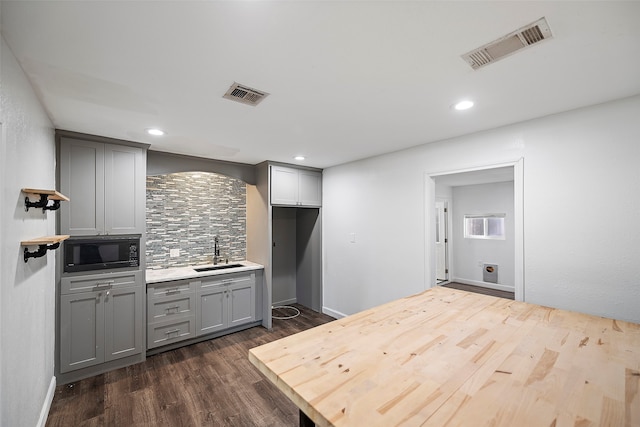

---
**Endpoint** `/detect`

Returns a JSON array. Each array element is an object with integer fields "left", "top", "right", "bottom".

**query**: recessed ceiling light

[
  {"left": 294, "top": 155, "right": 306, "bottom": 161},
  {"left": 146, "top": 128, "right": 165, "bottom": 136},
  {"left": 453, "top": 100, "right": 474, "bottom": 111}
]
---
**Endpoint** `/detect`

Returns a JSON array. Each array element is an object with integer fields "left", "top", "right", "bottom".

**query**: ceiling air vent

[
  {"left": 461, "top": 17, "right": 553, "bottom": 70},
  {"left": 223, "top": 82, "right": 269, "bottom": 106}
]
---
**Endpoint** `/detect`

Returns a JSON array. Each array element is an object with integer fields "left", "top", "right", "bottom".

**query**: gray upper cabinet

[
  {"left": 59, "top": 136, "right": 146, "bottom": 235},
  {"left": 271, "top": 165, "right": 322, "bottom": 207}
]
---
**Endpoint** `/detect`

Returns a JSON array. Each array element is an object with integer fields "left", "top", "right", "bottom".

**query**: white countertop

[{"left": 146, "top": 260, "right": 264, "bottom": 284}]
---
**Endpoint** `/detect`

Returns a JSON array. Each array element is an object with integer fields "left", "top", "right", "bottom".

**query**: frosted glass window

[
  {"left": 487, "top": 217, "right": 504, "bottom": 237},
  {"left": 464, "top": 214, "right": 505, "bottom": 240},
  {"left": 466, "top": 218, "right": 485, "bottom": 236}
]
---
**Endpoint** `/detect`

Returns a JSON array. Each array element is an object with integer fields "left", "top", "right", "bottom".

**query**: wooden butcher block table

[{"left": 249, "top": 287, "right": 640, "bottom": 427}]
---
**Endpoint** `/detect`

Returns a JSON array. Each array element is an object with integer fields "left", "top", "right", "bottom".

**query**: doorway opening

[
  {"left": 425, "top": 159, "right": 524, "bottom": 301},
  {"left": 435, "top": 200, "right": 448, "bottom": 284}
]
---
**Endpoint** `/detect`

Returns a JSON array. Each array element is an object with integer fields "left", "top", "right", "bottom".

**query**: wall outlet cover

[{"left": 170, "top": 249, "right": 180, "bottom": 258}]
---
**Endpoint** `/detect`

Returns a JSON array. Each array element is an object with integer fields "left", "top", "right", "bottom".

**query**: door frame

[{"left": 424, "top": 158, "right": 524, "bottom": 301}]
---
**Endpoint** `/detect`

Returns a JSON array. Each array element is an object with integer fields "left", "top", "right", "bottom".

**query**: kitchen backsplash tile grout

[{"left": 146, "top": 172, "right": 246, "bottom": 269}]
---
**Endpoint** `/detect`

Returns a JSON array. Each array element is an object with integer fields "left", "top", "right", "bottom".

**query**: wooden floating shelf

[
  {"left": 22, "top": 188, "right": 69, "bottom": 212},
  {"left": 21, "top": 235, "right": 70, "bottom": 246},
  {"left": 21, "top": 235, "right": 70, "bottom": 262},
  {"left": 21, "top": 188, "right": 70, "bottom": 201}
]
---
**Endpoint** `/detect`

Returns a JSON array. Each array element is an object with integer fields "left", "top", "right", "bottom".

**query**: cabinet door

[
  {"left": 60, "top": 291, "right": 105, "bottom": 373},
  {"left": 196, "top": 285, "right": 227, "bottom": 335},
  {"left": 271, "top": 166, "right": 299, "bottom": 205},
  {"left": 104, "top": 144, "right": 145, "bottom": 234},
  {"left": 228, "top": 281, "right": 256, "bottom": 327},
  {"left": 104, "top": 286, "right": 143, "bottom": 362},
  {"left": 59, "top": 138, "right": 105, "bottom": 235},
  {"left": 298, "top": 170, "right": 322, "bottom": 206}
]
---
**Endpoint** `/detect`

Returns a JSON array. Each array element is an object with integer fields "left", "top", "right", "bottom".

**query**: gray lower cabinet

[
  {"left": 197, "top": 282, "right": 227, "bottom": 335},
  {"left": 147, "top": 280, "right": 196, "bottom": 349},
  {"left": 197, "top": 272, "right": 256, "bottom": 336},
  {"left": 146, "top": 271, "right": 256, "bottom": 351},
  {"left": 59, "top": 271, "right": 144, "bottom": 374}
]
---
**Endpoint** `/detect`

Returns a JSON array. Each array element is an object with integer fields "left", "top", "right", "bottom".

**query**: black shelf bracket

[
  {"left": 24, "top": 242, "right": 61, "bottom": 262},
  {"left": 25, "top": 194, "right": 61, "bottom": 212},
  {"left": 24, "top": 194, "right": 60, "bottom": 213}
]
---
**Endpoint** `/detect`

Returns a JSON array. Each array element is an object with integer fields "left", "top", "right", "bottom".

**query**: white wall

[
  {"left": 1, "top": 35, "right": 57, "bottom": 426},
  {"left": 323, "top": 95, "right": 640, "bottom": 324},
  {"left": 451, "top": 181, "right": 515, "bottom": 288}
]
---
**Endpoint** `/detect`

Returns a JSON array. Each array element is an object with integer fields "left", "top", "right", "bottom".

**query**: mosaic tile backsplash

[{"left": 146, "top": 172, "right": 247, "bottom": 269}]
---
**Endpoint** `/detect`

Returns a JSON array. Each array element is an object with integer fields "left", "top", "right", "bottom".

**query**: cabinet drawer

[
  {"left": 147, "top": 318, "right": 195, "bottom": 349},
  {"left": 61, "top": 271, "right": 142, "bottom": 295},
  {"left": 147, "top": 293, "right": 195, "bottom": 323},
  {"left": 147, "top": 280, "right": 196, "bottom": 299},
  {"left": 199, "top": 272, "right": 254, "bottom": 290}
]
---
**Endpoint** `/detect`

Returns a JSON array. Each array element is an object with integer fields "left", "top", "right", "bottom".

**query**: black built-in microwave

[{"left": 63, "top": 235, "right": 140, "bottom": 273}]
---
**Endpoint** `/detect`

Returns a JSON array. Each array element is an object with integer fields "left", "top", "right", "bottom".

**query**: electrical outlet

[
  {"left": 170, "top": 249, "right": 180, "bottom": 258},
  {"left": 349, "top": 233, "right": 356, "bottom": 243}
]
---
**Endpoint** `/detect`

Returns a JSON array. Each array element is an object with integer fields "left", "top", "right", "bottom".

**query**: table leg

[{"left": 300, "top": 409, "right": 314, "bottom": 427}]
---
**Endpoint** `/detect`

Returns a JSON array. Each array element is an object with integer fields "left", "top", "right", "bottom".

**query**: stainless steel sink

[{"left": 193, "top": 263, "right": 244, "bottom": 272}]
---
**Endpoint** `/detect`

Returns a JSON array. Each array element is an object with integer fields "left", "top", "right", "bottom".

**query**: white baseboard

[
  {"left": 451, "top": 277, "right": 515, "bottom": 293},
  {"left": 272, "top": 298, "right": 297, "bottom": 307},
  {"left": 322, "top": 306, "right": 347, "bottom": 319},
  {"left": 37, "top": 376, "right": 56, "bottom": 427}
]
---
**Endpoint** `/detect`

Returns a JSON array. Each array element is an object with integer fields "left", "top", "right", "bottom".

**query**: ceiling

[{"left": 2, "top": 1, "right": 639, "bottom": 169}]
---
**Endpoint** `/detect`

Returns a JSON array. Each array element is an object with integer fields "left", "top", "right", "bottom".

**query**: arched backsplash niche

[{"left": 146, "top": 171, "right": 246, "bottom": 269}]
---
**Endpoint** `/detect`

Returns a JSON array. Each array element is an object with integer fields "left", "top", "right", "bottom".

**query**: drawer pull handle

[
  {"left": 95, "top": 281, "right": 114, "bottom": 289},
  {"left": 165, "top": 288, "right": 180, "bottom": 295},
  {"left": 165, "top": 305, "right": 180, "bottom": 313},
  {"left": 165, "top": 328, "right": 180, "bottom": 336}
]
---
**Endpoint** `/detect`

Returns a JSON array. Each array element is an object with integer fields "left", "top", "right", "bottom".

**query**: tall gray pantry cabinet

[
  {"left": 247, "top": 163, "right": 323, "bottom": 329},
  {"left": 56, "top": 131, "right": 148, "bottom": 384}
]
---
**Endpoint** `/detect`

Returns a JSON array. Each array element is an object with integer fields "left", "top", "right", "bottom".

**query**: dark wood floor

[
  {"left": 442, "top": 282, "right": 515, "bottom": 300},
  {"left": 46, "top": 305, "right": 335, "bottom": 427}
]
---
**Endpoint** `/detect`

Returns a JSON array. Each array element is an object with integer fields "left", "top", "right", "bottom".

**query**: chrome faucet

[{"left": 213, "top": 236, "right": 220, "bottom": 265}]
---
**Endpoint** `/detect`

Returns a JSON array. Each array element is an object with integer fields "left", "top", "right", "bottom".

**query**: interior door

[{"left": 435, "top": 200, "right": 448, "bottom": 282}]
